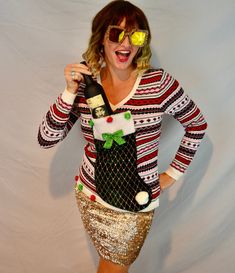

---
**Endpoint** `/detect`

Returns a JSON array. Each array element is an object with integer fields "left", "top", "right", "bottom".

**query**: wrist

[
  {"left": 66, "top": 87, "right": 78, "bottom": 94},
  {"left": 165, "top": 166, "right": 184, "bottom": 180},
  {"left": 61, "top": 88, "right": 77, "bottom": 104},
  {"left": 159, "top": 172, "right": 176, "bottom": 192},
  {"left": 164, "top": 172, "right": 176, "bottom": 182}
]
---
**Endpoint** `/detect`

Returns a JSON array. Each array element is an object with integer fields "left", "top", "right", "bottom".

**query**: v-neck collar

[{"left": 96, "top": 73, "right": 142, "bottom": 111}]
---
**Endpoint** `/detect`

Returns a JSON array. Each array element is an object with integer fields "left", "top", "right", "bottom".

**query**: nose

[{"left": 121, "top": 35, "right": 131, "bottom": 47}]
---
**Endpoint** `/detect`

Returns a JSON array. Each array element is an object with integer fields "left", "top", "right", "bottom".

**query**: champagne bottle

[{"left": 81, "top": 62, "right": 113, "bottom": 119}]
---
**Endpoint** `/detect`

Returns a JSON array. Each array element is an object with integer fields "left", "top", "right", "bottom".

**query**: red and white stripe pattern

[{"left": 38, "top": 69, "right": 207, "bottom": 204}]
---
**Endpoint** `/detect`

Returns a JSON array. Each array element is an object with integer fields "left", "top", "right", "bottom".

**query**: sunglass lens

[
  {"left": 109, "top": 27, "right": 124, "bottom": 43},
  {"left": 131, "top": 31, "right": 146, "bottom": 46}
]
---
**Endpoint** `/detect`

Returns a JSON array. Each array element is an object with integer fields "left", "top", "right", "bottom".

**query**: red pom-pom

[
  {"left": 90, "top": 194, "right": 96, "bottom": 201},
  {"left": 106, "top": 116, "right": 113, "bottom": 123},
  {"left": 75, "top": 175, "right": 79, "bottom": 181}
]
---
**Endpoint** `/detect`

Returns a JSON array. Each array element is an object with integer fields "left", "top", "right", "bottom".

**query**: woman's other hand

[
  {"left": 159, "top": 172, "right": 176, "bottom": 192},
  {"left": 64, "top": 63, "right": 92, "bottom": 94}
]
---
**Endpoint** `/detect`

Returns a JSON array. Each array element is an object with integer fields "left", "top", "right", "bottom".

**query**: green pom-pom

[
  {"left": 77, "top": 184, "right": 83, "bottom": 191},
  {"left": 89, "top": 119, "right": 94, "bottom": 127},
  {"left": 124, "top": 112, "right": 131, "bottom": 120}
]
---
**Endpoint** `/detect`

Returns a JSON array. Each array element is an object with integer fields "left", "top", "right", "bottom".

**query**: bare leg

[{"left": 97, "top": 257, "right": 129, "bottom": 273}]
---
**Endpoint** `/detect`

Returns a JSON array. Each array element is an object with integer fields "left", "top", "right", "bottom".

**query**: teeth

[
  {"left": 116, "top": 50, "right": 130, "bottom": 54},
  {"left": 115, "top": 50, "right": 131, "bottom": 57}
]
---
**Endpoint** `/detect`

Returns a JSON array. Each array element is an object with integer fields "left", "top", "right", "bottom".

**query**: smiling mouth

[
  {"left": 115, "top": 50, "right": 131, "bottom": 58},
  {"left": 115, "top": 50, "right": 131, "bottom": 63}
]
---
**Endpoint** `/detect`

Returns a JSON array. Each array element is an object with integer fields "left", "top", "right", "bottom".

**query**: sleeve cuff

[
  {"left": 165, "top": 166, "right": 184, "bottom": 180},
  {"left": 61, "top": 88, "right": 77, "bottom": 105}
]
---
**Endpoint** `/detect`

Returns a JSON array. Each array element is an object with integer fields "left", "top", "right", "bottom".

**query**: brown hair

[{"left": 83, "top": 0, "right": 152, "bottom": 74}]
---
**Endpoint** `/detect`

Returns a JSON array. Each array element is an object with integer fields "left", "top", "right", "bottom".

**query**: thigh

[{"left": 97, "top": 257, "right": 129, "bottom": 273}]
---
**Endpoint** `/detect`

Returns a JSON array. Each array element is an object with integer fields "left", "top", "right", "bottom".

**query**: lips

[{"left": 115, "top": 50, "right": 131, "bottom": 62}]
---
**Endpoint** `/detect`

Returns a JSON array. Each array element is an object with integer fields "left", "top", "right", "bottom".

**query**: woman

[{"left": 38, "top": 1, "right": 207, "bottom": 272}]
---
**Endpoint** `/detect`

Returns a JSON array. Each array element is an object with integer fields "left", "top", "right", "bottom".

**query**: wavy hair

[{"left": 83, "top": 0, "right": 152, "bottom": 75}]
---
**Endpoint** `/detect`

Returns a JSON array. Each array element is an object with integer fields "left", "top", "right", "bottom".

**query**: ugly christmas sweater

[{"left": 38, "top": 68, "right": 207, "bottom": 211}]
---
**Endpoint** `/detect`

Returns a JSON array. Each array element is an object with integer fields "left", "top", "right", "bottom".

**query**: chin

[
  {"left": 105, "top": 55, "right": 135, "bottom": 71},
  {"left": 116, "top": 60, "right": 134, "bottom": 70}
]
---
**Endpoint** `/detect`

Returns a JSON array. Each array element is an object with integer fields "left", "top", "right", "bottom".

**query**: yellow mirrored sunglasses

[{"left": 106, "top": 25, "right": 148, "bottom": 47}]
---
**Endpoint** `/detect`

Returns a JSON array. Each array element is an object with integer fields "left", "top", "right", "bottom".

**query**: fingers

[
  {"left": 70, "top": 70, "right": 82, "bottom": 82},
  {"left": 64, "top": 63, "right": 92, "bottom": 83},
  {"left": 64, "top": 62, "right": 93, "bottom": 94}
]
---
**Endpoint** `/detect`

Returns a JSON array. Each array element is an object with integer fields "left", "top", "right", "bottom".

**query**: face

[
  {"left": 94, "top": 106, "right": 106, "bottom": 118},
  {"left": 102, "top": 18, "right": 140, "bottom": 71}
]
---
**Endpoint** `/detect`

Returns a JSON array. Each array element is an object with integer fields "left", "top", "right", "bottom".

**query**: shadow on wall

[
  {"left": 131, "top": 128, "right": 213, "bottom": 273},
  {"left": 49, "top": 125, "right": 85, "bottom": 198}
]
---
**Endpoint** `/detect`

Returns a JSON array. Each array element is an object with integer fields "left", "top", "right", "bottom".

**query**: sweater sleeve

[
  {"left": 160, "top": 70, "right": 208, "bottom": 178},
  {"left": 38, "top": 89, "right": 80, "bottom": 148}
]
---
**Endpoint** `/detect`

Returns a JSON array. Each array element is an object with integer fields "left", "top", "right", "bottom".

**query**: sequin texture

[{"left": 75, "top": 190, "right": 154, "bottom": 266}]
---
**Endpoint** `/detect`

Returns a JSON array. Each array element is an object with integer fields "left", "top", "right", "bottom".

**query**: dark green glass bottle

[{"left": 82, "top": 63, "right": 113, "bottom": 119}]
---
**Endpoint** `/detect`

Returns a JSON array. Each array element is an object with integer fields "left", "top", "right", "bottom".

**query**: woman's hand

[
  {"left": 159, "top": 172, "right": 176, "bottom": 192},
  {"left": 64, "top": 63, "right": 92, "bottom": 94}
]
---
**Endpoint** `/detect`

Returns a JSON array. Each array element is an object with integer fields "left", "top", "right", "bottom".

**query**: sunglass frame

[{"left": 106, "top": 25, "right": 149, "bottom": 47}]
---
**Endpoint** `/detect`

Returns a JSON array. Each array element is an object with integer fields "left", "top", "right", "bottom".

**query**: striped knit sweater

[{"left": 38, "top": 68, "right": 207, "bottom": 211}]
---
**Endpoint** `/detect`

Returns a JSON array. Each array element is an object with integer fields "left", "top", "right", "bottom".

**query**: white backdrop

[{"left": 1, "top": 0, "right": 235, "bottom": 272}]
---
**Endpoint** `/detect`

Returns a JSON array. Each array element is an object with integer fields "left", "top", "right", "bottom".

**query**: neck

[{"left": 101, "top": 65, "right": 137, "bottom": 85}]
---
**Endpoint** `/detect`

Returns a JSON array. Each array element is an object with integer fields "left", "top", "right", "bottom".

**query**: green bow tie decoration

[{"left": 102, "top": 130, "right": 126, "bottom": 149}]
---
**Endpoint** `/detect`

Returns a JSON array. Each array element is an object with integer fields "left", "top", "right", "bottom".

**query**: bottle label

[{"left": 86, "top": 94, "right": 105, "bottom": 109}]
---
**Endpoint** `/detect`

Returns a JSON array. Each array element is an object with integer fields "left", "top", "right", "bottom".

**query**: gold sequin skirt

[{"left": 75, "top": 190, "right": 154, "bottom": 266}]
